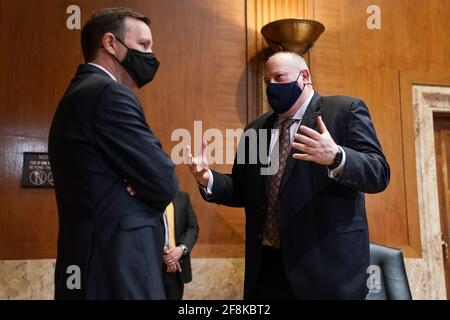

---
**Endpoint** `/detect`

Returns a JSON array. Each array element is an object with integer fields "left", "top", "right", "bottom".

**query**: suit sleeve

[
  {"left": 94, "top": 82, "right": 178, "bottom": 211},
  {"left": 177, "top": 193, "right": 199, "bottom": 250},
  {"left": 339, "top": 99, "right": 390, "bottom": 193},
  {"left": 199, "top": 142, "right": 247, "bottom": 207}
]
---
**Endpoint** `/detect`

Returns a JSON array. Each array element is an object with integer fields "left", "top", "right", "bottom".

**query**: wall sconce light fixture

[{"left": 261, "top": 18, "right": 325, "bottom": 55}]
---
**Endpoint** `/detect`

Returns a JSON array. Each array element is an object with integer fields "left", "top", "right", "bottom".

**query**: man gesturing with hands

[{"left": 187, "top": 52, "right": 389, "bottom": 300}]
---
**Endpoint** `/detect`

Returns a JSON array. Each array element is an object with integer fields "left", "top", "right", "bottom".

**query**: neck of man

[{"left": 90, "top": 53, "right": 135, "bottom": 87}]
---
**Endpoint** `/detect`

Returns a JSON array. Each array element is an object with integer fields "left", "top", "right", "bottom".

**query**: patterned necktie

[{"left": 263, "top": 118, "right": 297, "bottom": 249}]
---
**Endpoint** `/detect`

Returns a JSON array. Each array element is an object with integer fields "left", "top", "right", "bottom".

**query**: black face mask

[
  {"left": 114, "top": 36, "right": 160, "bottom": 88},
  {"left": 266, "top": 72, "right": 303, "bottom": 114}
]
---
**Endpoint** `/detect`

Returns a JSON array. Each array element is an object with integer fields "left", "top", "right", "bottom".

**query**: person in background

[{"left": 161, "top": 191, "right": 199, "bottom": 300}]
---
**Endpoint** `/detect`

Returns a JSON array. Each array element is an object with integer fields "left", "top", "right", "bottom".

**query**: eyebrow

[
  {"left": 139, "top": 38, "right": 152, "bottom": 46},
  {"left": 265, "top": 70, "right": 287, "bottom": 77}
]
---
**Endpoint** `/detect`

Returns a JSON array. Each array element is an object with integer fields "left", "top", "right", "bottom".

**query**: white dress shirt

[{"left": 88, "top": 63, "right": 117, "bottom": 81}]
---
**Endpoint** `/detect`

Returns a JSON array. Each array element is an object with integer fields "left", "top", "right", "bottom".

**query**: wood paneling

[
  {"left": 2, "top": 0, "right": 450, "bottom": 260},
  {"left": 0, "top": 0, "right": 82, "bottom": 260},
  {"left": 310, "top": 0, "right": 450, "bottom": 256},
  {"left": 342, "top": 67, "right": 409, "bottom": 246},
  {"left": 0, "top": 0, "right": 248, "bottom": 259}
]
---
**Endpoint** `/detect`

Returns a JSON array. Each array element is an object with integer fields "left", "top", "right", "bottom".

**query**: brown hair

[{"left": 81, "top": 7, "right": 150, "bottom": 62}]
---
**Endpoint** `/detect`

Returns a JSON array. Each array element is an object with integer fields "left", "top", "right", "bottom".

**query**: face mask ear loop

[
  {"left": 114, "top": 35, "right": 129, "bottom": 50},
  {"left": 108, "top": 35, "right": 128, "bottom": 65},
  {"left": 298, "top": 70, "right": 313, "bottom": 87}
]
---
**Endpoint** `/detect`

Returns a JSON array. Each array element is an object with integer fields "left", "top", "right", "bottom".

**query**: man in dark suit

[
  {"left": 48, "top": 8, "right": 178, "bottom": 299},
  {"left": 161, "top": 191, "right": 199, "bottom": 300},
  {"left": 187, "top": 52, "right": 389, "bottom": 299}
]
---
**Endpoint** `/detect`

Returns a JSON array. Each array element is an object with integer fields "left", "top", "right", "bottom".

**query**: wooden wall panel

[
  {"left": 310, "top": 0, "right": 450, "bottom": 256},
  {"left": 0, "top": 0, "right": 82, "bottom": 260},
  {"left": 0, "top": 0, "right": 248, "bottom": 259},
  {"left": 3, "top": 0, "right": 449, "bottom": 260}
]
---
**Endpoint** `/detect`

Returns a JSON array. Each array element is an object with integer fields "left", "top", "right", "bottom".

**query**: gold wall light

[{"left": 261, "top": 18, "right": 325, "bottom": 55}]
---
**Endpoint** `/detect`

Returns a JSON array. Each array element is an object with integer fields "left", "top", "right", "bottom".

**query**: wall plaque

[{"left": 21, "top": 152, "right": 54, "bottom": 188}]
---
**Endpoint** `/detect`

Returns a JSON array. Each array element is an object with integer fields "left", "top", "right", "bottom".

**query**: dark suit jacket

[
  {"left": 48, "top": 64, "right": 179, "bottom": 300},
  {"left": 202, "top": 92, "right": 390, "bottom": 299},
  {"left": 169, "top": 191, "right": 199, "bottom": 284}
]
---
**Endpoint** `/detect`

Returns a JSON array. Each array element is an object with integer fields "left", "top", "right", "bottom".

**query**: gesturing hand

[
  {"left": 186, "top": 141, "right": 210, "bottom": 188},
  {"left": 291, "top": 116, "right": 339, "bottom": 166}
]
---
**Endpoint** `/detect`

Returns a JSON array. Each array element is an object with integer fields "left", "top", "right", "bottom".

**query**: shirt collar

[
  {"left": 87, "top": 63, "right": 117, "bottom": 81},
  {"left": 276, "top": 89, "right": 315, "bottom": 125}
]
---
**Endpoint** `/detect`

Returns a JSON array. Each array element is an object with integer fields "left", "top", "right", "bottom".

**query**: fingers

[
  {"left": 299, "top": 125, "right": 321, "bottom": 140},
  {"left": 164, "top": 252, "right": 176, "bottom": 264},
  {"left": 293, "top": 153, "right": 314, "bottom": 162},
  {"left": 185, "top": 145, "right": 194, "bottom": 165},
  {"left": 126, "top": 185, "right": 136, "bottom": 197},
  {"left": 166, "top": 264, "right": 176, "bottom": 273},
  {"left": 291, "top": 142, "right": 314, "bottom": 155},
  {"left": 316, "top": 116, "right": 328, "bottom": 134},
  {"left": 186, "top": 144, "right": 208, "bottom": 170},
  {"left": 164, "top": 259, "right": 181, "bottom": 273},
  {"left": 293, "top": 133, "right": 318, "bottom": 147}
]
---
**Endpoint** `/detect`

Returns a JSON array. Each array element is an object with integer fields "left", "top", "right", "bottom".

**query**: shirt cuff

[
  {"left": 199, "top": 169, "right": 214, "bottom": 196},
  {"left": 328, "top": 146, "right": 346, "bottom": 180}
]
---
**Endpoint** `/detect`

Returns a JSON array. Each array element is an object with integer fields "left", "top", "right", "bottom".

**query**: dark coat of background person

[
  {"left": 163, "top": 191, "right": 199, "bottom": 299},
  {"left": 202, "top": 92, "right": 390, "bottom": 299},
  {"left": 48, "top": 64, "right": 179, "bottom": 300}
]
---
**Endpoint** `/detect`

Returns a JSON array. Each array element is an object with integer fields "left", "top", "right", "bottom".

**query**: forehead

[
  {"left": 123, "top": 17, "right": 152, "bottom": 40},
  {"left": 264, "top": 56, "right": 297, "bottom": 75}
]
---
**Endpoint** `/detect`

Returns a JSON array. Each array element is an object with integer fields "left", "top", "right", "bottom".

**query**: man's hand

[
  {"left": 166, "top": 246, "right": 183, "bottom": 262},
  {"left": 126, "top": 185, "right": 137, "bottom": 196},
  {"left": 163, "top": 247, "right": 183, "bottom": 273},
  {"left": 124, "top": 179, "right": 138, "bottom": 197},
  {"left": 186, "top": 141, "right": 210, "bottom": 187},
  {"left": 163, "top": 255, "right": 181, "bottom": 272},
  {"left": 292, "top": 116, "right": 339, "bottom": 166}
]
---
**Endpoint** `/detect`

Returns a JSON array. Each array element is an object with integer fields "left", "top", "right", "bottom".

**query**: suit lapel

[
  {"left": 260, "top": 112, "right": 278, "bottom": 195},
  {"left": 172, "top": 195, "right": 181, "bottom": 241},
  {"left": 278, "top": 92, "right": 322, "bottom": 195}
]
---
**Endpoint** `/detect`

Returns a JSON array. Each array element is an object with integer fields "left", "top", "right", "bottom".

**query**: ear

[
  {"left": 301, "top": 69, "right": 311, "bottom": 85},
  {"left": 101, "top": 32, "right": 117, "bottom": 55}
]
